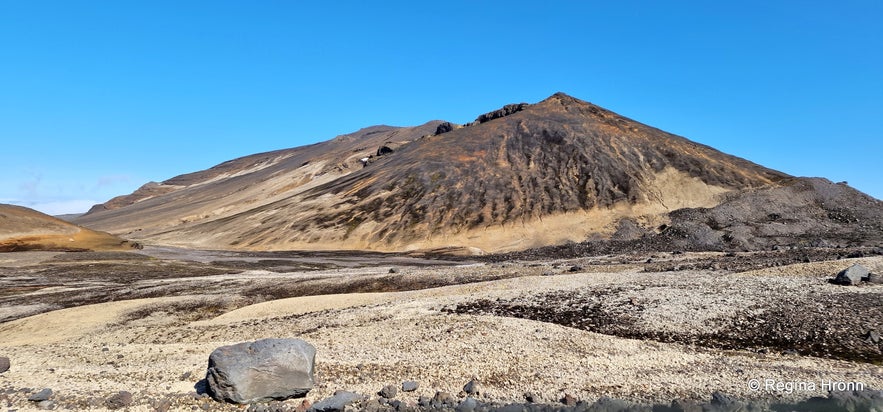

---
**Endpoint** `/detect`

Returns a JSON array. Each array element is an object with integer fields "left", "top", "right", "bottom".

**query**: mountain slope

[
  {"left": 79, "top": 92, "right": 804, "bottom": 253},
  {"left": 75, "top": 122, "right": 442, "bottom": 237},
  {"left": 0, "top": 204, "right": 139, "bottom": 252}
]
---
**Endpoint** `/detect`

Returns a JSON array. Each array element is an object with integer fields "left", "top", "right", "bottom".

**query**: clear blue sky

[{"left": 1, "top": 1, "right": 881, "bottom": 215}]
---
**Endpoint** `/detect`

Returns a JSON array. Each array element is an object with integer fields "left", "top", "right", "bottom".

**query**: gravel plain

[{"left": 0, "top": 248, "right": 882, "bottom": 411}]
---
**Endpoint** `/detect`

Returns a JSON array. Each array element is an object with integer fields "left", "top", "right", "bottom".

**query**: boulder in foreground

[
  {"left": 833, "top": 264, "right": 870, "bottom": 285},
  {"left": 206, "top": 338, "right": 316, "bottom": 404}
]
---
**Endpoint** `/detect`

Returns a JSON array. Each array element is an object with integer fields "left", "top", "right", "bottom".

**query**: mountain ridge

[{"left": 74, "top": 92, "right": 881, "bottom": 253}]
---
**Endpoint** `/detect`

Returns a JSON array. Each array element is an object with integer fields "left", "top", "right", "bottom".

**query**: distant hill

[
  {"left": 75, "top": 93, "right": 883, "bottom": 253},
  {"left": 0, "top": 204, "right": 140, "bottom": 252}
]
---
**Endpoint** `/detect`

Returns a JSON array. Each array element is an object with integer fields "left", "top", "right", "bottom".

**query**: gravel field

[{"left": 0, "top": 248, "right": 882, "bottom": 411}]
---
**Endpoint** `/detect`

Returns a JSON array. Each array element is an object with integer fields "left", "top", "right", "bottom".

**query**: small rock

[
  {"left": 388, "top": 268, "right": 399, "bottom": 274},
  {"left": 670, "top": 398, "right": 702, "bottom": 412},
  {"left": 309, "top": 391, "right": 364, "bottom": 412},
  {"left": 362, "top": 399, "right": 382, "bottom": 412},
  {"left": 866, "top": 272, "right": 883, "bottom": 284},
  {"left": 151, "top": 398, "right": 172, "bottom": 412},
  {"left": 28, "top": 388, "right": 53, "bottom": 402},
  {"left": 456, "top": 397, "right": 479, "bottom": 412},
  {"left": 561, "top": 393, "right": 577, "bottom": 406},
  {"left": 417, "top": 396, "right": 431, "bottom": 407},
  {"left": 833, "top": 264, "right": 870, "bottom": 285},
  {"left": 378, "top": 384, "right": 397, "bottom": 399},
  {"left": 180, "top": 371, "right": 192, "bottom": 381},
  {"left": 36, "top": 400, "right": 55, "bottom": 410},
  {"left": 524, "top": 392, "right": 537, "bottom": 403},
  {"left": 568, "top": 265, "right": 584, "bottom": 272},
  {"left": 432, "top": 391, "right": 457, "bottom": 407},
  {"left": 0, "top": 356, "right": 9, "bottom": 373},
  {"left": 463, "top": 378, "right": 481, "bottom": 396},
  {"left": 390, "top": 399, "right": 406, "bottom": 412},
  {"left": 106, "top": 391, "right": 133, "bottom": 410},
  {"left": 867, "top": 330, "right": 881, "bottom": 344},
  {"left": 401, "top": 381, "right": 418, "bottom": 392}
]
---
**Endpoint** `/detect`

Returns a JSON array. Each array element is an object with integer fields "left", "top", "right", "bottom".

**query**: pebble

[
  {"left": 378, "top": 384, "right": 397, "bottom": 398},
  {"left": 401, "top": 381, "right": 418, "bottom": 392},
  {"left": 28, "top": 388, "right": 53, "bottom": 402}
]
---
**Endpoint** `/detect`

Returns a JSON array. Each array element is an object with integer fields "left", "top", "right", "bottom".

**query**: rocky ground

[{"left": 1, "top": 247, "right": 882, "bottom": 411}]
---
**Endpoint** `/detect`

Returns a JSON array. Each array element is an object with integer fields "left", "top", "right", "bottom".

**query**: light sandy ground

[{"left": 1, "top": 257, "right": 882, "bottom": 411}]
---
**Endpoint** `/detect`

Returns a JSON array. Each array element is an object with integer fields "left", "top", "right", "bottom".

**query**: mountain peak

[
  {"left": 76, "top": 93, "right": 846, "bottom": 254},
  {"left": 541, "top": 91, "right": 586, "bottom": 106}
]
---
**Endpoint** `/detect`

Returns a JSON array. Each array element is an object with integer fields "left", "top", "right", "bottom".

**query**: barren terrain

[{"left": 1, "top": 247, "right": 881, "bottom": 411}]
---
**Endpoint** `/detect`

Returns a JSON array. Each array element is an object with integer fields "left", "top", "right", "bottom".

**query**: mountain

[
  {"left": 0, "top": 204, "right": 140, "bottom": 252},
  {"left": 75, "top": 93, "right": 882, "bottom": 253}
]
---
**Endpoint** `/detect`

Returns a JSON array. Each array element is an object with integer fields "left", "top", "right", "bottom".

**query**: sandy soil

[{"left": 0, "top": 250, "right": 881, "bottom": 411}]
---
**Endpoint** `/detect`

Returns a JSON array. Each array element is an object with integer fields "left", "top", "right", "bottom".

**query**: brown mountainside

[
  {"left": 75, "top": 122, "right": 442, "bottom": 237},
  {"left": 77, "top": 93, "right": 819, "bottom": 253}
]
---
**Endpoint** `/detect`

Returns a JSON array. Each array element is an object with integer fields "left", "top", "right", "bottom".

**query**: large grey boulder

[
  {"left": 206, "top": 338, "right": 316, "bottom": 404},
  {"left": 833, "top": 264, "right": 870, "bottom": 285}
]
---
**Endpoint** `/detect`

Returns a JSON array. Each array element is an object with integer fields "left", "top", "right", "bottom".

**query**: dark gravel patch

[{"left": 448, "top": 287, "right": 883, "bottom": 364}]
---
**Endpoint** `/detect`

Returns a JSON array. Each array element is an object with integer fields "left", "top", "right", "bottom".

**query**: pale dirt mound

[{"left": 0, "top": 204, "right": 140, "bottom": 252}]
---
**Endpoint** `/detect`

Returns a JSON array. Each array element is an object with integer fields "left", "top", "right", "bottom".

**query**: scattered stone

[
  {"left": 670, "top": 398, "right": 702, "bottom": 412},
  {"left": 833, "top": 264, "right": 870, "bottom": 285},
  {"left": 541, "top": 271, "right": 555, "bottom": 276},
  {"left": 561, "top": 393, "right": 577, "bottom": 406},
  {"left": 150, "top": 397, "right": 173, "bottom": 412},
  {"left": 362, "top": 399, "right": 382, "bottom": 412},
  {"left": 309, "top": 391, "right": 364, "bottom": 412},
  {"left": 867, "top": 330, "right": 881, "bottom": 344},
  {"left": 463, "top": 378, "right": 481, "bottom": 396},
  {"left": 180, "top": 371, "right": 192, "bottom": 381},
  {"left": 866, "top": 272, "right": 883, "bottom": 284},
  {"left": 455, "top": 397, "right": 478, "bottom": 412},
  {"left": 417, "top": 396, "right": 431, "bottom": 407},
  {"left": 28, "top": 388, "right": 53, "bottom": 402},
  {"left": 106, "top": 391, "right": 133, "bottom": 410},
  {"left": 36, "top": 400, "right": 55, "bottom": 410},
  {"left": 401, "top": 381, "right": 418, "bottom": 392},
  {"left": 431, "top": 391, "right": 457, "bottom": 408},
  {"left": 378, "top": 384, "right": 397, "bottom": 399},
  {"left": 568, "top": 265, "right": 584, "bottom": 272},
  {"left": 589, "top": 396, "right": 637, "bottom": 411},
  {"left": 0, "top": 356, "right": 9, "bottom": 373},
  {"left": 390, "top": 399, "right": 406, "bottom": 411},
  {"left": 708, "top": 391, "right": 746, "bottom": 411},
  {"left": 523, "top": 392, "right": 537, "bottom": 403},
  {"left": 206, "top": 338, "right": 316, "bottom": 404}
]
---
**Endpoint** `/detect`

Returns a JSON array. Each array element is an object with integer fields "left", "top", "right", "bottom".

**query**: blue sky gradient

[{"left": 1, "top": 1, "right": 881, "bottom": 214}]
